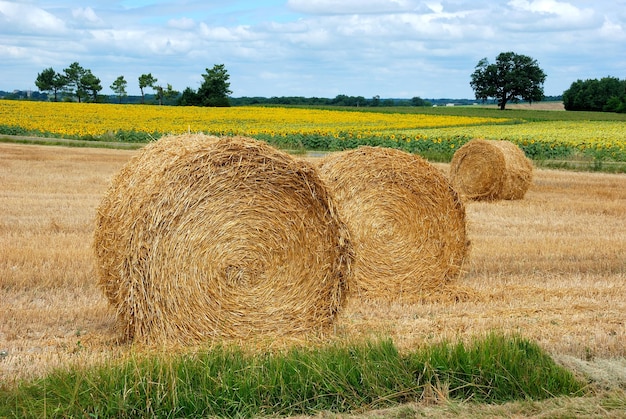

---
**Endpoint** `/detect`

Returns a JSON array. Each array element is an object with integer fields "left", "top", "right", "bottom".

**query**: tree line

[
  {"left": 230, "top": 95, "right": 434, "bottom": 107},
  {"left": 35, "top": 63, "right": 232, "bottom": 106},
  {"left": 562, "top": 76, "right": 626, "bottom": 113},
  {"left": 33, "top": 62, "right": 431, "bottom": 108},
  {"left": 32, "top": 62, "right": 436, "bottom": 108},
  {"left": 27, "top": 54, "right": 624, "bottom": 112}
]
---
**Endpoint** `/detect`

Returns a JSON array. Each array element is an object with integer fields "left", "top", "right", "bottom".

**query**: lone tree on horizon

[{"left": 470, "top": 51, "right": 546, "bottom": 110}]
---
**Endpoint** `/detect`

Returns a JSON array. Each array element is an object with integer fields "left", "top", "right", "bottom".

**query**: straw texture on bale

[
  {"left": 449, "top": 139, "right": 533, "bottom": 201},
  {"left": 93, "top": 134, "right": 352, "bottom": 344},
  {"left": 317, "top": 146, "right": 468, "bottom": 301}
]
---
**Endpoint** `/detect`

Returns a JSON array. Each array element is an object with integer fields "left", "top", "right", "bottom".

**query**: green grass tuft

[
  {"left": 0, "top": 334, "right": 586, "bottom": 418},
  {"left": 410, "top": 333, "right": 586, "bottom": 403}
]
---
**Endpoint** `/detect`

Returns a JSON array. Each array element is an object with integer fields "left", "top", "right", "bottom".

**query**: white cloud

[
  {"left": 86, "top": 28, "right": 193, "bottom": 57},
  {"left": 0, "top": 1, "right": 67, "bottom": 34},
  {"left": 198, "top": 23, "right": 245, "bottom": 42},
  {"left": 508, "top": 0, "right": 582, "bottom": 17},
  {"left": 599, "top": 17, "right": 625, "bottom": 40},
  {"left": 168, "top": 17, "right": 196, "bottom": 30},
  {"left": 506, "top": 0, "right": 599, "bottom": 30},
  {"left": 426, "top": 2, "right": 443, "bottom": 14},
  {"left": 1, "top": 0, "right": 625, "bottom": 98},
  {"left": 71, "top": 6, "right": 105, "bottom": 27},
  {"left": 286, "top": 0, "right": 417, "bottom": 15},
  {"left": 0, "top": 44, "right": 28, "bottom": 59}
]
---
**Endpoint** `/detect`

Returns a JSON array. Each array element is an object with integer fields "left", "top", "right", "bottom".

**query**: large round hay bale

[
  {"left": 316, "top": 146, "right": 468, "bottom": 301},
  {"left": 93, "top": 134, "right": 352, "bottom": 344},
  {"left": 449, "top": 139, "right": 533, "bottom": 200}
]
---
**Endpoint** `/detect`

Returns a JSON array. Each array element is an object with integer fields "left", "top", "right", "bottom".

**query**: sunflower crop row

[
  {"left": 405, "top": 121, "right": 626, "bottom": 161},
  {"left": 1, "top": 100, "right": 624, "bottom": 162},
  {"left": 0, "top": 100, "right": 502, "bottom": 139}
]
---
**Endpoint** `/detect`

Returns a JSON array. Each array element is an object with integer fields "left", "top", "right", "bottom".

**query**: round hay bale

[
  {"left": 93, "top": 134, "right": 352, "bottom": 344},
  {"left": 449, "top": 139, "right": 533, "bottom": 200},
  {"left": 317, "top": 146, "right": 468, "bottom": 302}
]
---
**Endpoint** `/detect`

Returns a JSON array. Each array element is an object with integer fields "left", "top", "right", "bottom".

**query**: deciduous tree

[
  {"left": 470, "top": 52, "right": 546, "bottom": 110},
  {"left": 411, "top": 96, "right": 431, "bottom": 107},
  {"left": 178, "top": 87, "right": 201, "bottom": 106},
  {"left": 562, "top": 76, "right": 626, "bottom": 112}
]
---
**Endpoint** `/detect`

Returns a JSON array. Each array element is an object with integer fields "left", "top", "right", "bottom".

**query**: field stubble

[{"left": 1, "top": 143, "right": 625, "bottom": 394}]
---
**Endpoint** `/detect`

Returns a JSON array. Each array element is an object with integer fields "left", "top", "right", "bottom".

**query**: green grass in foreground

[
  {"left": 0, "top": 334, "right": 586, "bottom": 418},
  {"left": 0, "top": 135, "right": 145, "bottom": 150}
]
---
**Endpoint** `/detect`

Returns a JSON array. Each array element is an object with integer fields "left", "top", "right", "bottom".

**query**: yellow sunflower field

[{"left": 1, "top": 100, "right": 625, "bottom": 163}]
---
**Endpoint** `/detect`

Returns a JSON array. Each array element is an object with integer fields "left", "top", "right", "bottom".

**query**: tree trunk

[{"left": 499, "top": 94, "right": 507, "bottom": 110}]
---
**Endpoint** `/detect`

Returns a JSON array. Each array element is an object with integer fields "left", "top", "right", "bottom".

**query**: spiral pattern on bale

[
  {"left": 449, "top": 139, "right": 533, "bottom": 201},
  {"left": 93, "top": 134, "right": 352, "bottom": 344},
  {"left": 317, "top": 146, "right": 468, "bottom": 302}
]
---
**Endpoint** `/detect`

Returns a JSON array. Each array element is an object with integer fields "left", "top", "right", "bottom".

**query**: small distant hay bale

[
  {"left": 93, "top": 134, "right": 352, "bottom": 344},
  {"left": 317, "top": 146, "right": 468, "bottom": 301},
  {"left": 449, "top": 139, "right": 533, "bottom": 201}
]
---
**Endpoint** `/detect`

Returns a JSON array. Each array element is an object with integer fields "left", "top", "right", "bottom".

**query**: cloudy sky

[{"left": 1, "top": 0, "right": 625, "bottom": 99}]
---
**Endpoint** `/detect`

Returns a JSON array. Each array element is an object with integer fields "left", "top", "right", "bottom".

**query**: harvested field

[
  {"left": 476, "top": 101, "right": 566, "bottom": 111},
  {"left": 0, "top": 142, "right": 625, "bottom": 389}
]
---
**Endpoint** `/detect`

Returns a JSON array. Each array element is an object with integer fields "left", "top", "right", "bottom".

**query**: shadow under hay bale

[
  {"left": 449, "top": 139, "right": 533, "bottom": 201},
  {"left": 93, "top": 134, "right": 353, "bottom": 344},
  {"left": 317, "top": 146, "right": 469, "bottom": 302}
]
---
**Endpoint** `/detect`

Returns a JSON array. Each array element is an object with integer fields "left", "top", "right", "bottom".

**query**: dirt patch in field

[{"left": 477, "top": 101, "right": 565, "bottom": 111}]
